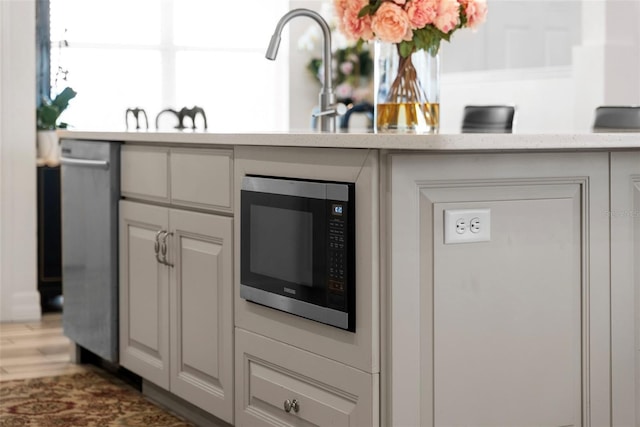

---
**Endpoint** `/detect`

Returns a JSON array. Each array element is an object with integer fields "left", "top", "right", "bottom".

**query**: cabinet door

[
  {"left": 235, "top": 328, "right": 378, "bottom": 427},
  {"left": 168, "top": 209, "right": 234, "bottom": 423},
  {"left": 119, "top": 200, "right": 170, "bottom": 389}
]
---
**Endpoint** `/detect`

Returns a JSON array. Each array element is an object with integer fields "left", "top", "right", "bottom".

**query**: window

[{"left": 50, "top": 0, "right": 290, "bottom": 132}]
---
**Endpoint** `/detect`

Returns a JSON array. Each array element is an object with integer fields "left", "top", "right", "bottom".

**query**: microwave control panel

[{"left": 328, "top": 202, "right": 347, "bottom": 309}]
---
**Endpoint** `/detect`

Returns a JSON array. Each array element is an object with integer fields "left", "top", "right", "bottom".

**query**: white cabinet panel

[
  {"left": 235, "top": 328, "right": 378, "bottom": 427},
  {"left": 387, "top": 152, "right": 610, "bottom": 427},
  {"left": 610, "top": 151, "right": 640, "bottom": 426},
  {"left": 169, "top": 209, "right": 234, "bottom": 423},
  {"left": 122, "top": 145, "right": 233, "bottom": 214},
  {"left": 170, "top": 148, "right": 233, "bottom": 212},
  {"left": 434, "top": 197, "right": 581, "bottom": 426},
  {"left": 121, "top": 145, "right": 169, "bottom": 203},
  {"left": 119, "top": 200, "right": 170, "bottom": 389}
]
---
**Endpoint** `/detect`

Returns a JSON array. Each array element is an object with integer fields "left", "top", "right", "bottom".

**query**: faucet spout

[{"left": 266, "top": 8, "right": 338, "bottom": 132}]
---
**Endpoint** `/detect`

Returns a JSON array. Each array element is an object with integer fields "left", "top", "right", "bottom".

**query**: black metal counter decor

[{"left": 155, "top": 106, "right": 208, "bottom": 130}]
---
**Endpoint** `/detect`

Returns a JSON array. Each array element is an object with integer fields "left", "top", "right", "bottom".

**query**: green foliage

[
  {"left": 37, "top": 87, "right": 77, "bottom": 130},
  {"left": 358, "top": 0, "right": 384, "bottom": 18},
  {"left": 401, "top": 25, "right": 452, "bottom": 57}
]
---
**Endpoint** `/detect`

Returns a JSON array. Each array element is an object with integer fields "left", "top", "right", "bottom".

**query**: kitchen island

[{"left": 59, "top": 130, "right": 640, "bottom": 427}]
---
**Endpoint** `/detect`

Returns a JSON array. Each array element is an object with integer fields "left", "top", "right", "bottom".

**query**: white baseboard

[{"left": 7, "top": 291, "right": 41, "bottom": 322}]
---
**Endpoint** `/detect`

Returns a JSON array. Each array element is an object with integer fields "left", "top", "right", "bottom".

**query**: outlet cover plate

[{"left": 444, "top": 208, "right": 491, "bottom": 244}]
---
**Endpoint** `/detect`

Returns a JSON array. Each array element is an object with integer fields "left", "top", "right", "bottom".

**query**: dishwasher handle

[{"left": 61, "top": 156, "right": 110, "bottom": 169}]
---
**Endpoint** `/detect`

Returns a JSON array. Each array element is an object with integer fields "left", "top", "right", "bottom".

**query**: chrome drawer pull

[
  {"left": 284, "top": 399, "right": 300, "bottom": 413},
  {"left": 61, "top": 157, "right": 110, "bottom": 169},
  {"left": 154, "top": 230, "right": 164, "bottom": 264},
  {"left": 160, "top": 231, "right": 174, "bottom": 267}
]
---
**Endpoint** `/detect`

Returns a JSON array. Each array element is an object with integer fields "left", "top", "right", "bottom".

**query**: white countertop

[{"left": 58, "top": 129, "right": 640, "bottom": 152}]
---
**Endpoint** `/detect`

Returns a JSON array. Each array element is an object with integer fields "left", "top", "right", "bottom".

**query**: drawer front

[
  {"left": 121, "top": 145, "right": 169, "bottom": 203},
  {"left": 235, "top": 328, "right": 378, "bottom": 427},
  {"left": 170, "top": 148, "right": 233, "bottom": 213}
]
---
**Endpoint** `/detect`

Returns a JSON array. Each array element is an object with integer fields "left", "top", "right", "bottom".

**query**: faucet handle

[{"left": 312, "top": 103, "right": 348, "bottom": 118}]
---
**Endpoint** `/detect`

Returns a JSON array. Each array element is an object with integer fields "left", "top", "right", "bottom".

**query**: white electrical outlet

[{"left": 444, "top": 208, "right": 491, "bottom": 244}]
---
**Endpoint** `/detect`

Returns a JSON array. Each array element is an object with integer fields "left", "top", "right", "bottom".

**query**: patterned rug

[{"left": 0, "top": 368, "right": 193, "bottom": 426}]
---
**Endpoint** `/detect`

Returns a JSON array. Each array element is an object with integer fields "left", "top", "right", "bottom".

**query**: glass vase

[{"left": 374, "top": 42, "right": 440, "bottom": 134}]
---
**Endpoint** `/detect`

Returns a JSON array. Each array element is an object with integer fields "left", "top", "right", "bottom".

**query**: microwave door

[
  {"left": 240, "top": 190, "right": 328, "bottom": 303},
  {"left": 249, "top": 204, "right": 315, "bottom": 288}
]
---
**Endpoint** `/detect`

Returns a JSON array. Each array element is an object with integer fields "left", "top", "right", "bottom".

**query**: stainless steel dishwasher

[{"left": 61, "top": 139, "right": 120, "bottom": 363}]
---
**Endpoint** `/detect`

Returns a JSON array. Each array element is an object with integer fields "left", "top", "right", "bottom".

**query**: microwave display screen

[{"left": 249, "top": 205, "right": 313, "bottom": 286}]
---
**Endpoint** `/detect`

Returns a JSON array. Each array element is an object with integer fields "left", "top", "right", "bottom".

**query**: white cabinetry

[
  {"left": 119, "top": 145, "right": 234, "bottom": 423},
  {"left": 233, "top": 146, "right": 380, "bottom": 426},
  {"left": 386, "top": 152, "right": 610, "bottom": 426},
  {"left": 233, "top": 146, "right": 379, "bottom": 373},
  {"left": 235, "top": 329, "right": 378, "bottom": 427},
  {"left": 119, "top": 201, "right": 169, "bottom": 387},
  {"left": 610, "top": 151, "right": 640, "bottom": 426}
]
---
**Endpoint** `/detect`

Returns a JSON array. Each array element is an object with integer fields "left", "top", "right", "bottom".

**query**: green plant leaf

[
  {"left": 358, "top": 4, "right": 372, "bottom": 18},
  {"left": 399, "top": 41, "right": 415, "bottom": 58},
  {"left": 37, "top": 104, "right": 60, "bottom": 130},
  {"left": 52, "top": 87, "right": 77, "bottom": 111},
  {"left": 36, "top": 86, "right": 76, "bottom": 130}
]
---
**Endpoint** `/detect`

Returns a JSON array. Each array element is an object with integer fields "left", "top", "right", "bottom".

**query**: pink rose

[
  {"left": 340, "top": 61, "right": 354, "bottom": 75},
  {"left": 406, "top": 0, "right": 438, "bottom": 29},
  {"left": 371, "top": 2, "right": 413, "bottom": 43},
  {"left": 434, "top": 0, "right": 460, "bottom": 34},
  {"left": 341, "top": 0, "right": 374, "bottom": 40},
  {"left": 334, "top": 0, "right": 348, "bottom": 17},
  {"left": 463, "top": 0, "right": 487, "bottom": 29},
  {"left": 336, "top": 82, "right": 353, "bottom": 99},
  {"left": 334, "top": 0, "right": 348, "bottom": 35}
]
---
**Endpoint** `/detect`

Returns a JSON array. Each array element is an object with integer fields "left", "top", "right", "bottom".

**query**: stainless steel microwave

[{"left": 240, "top": 176, "right": 356, "bottom": 332}]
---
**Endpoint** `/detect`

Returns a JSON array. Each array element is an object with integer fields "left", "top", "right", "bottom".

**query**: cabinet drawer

[
  {"left": 170, "top": 148, "right": 233, "bottom": 212},
  {"left": 121, "top": 145, "right": 169, "bottom": 203},
  {"left": 235, "top": 328, "right": 378, "bottom": 427}
]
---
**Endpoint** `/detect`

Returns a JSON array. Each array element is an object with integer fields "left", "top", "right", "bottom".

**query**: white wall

[
  {"left": 0, "top": 0, "right": 40, "bottom": 322},
  {"left": 440, "top": 68, "right": 574, "bottom": 133},
  {"left": 573, "top": 0, "right": 640, "bottom": 131}
]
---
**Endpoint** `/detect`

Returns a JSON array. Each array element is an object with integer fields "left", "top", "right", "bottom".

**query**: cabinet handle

[
  {"left": 284, "top": 399, "right": 300, "bottom": 413},
  {"left": 160, "top": 231, "right": 174, "bottom": 267},
  {"left": 154, "top": 230, "right": 164, "bottom": 264}
]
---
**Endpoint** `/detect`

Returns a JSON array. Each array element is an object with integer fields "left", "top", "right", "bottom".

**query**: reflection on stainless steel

[
  {"left": 240, "top": 284, "right": 349, "bottom": 329},
  {"left": 242, "top": 176, "right": 349, "bottom": 201},
  {"left": 60, "top": 157, "right": 109, "bottom": 169},
  {"left": 61, "top": 139, "right": 120, "bottom": 363}
]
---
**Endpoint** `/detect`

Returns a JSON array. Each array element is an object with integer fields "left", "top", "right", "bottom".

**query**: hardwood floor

[{"left": 0, "top": 312, "right": 88, "bottom": 381}]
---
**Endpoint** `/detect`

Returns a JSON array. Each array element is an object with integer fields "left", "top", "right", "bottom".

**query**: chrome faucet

[{"left": 266, "top": 9, "right": 345, "bottom": 133}]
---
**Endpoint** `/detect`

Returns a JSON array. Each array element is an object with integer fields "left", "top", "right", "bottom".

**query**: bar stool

[
  {"left": 592, "top": 106, "right": 640, "bottom": 132},
  {"left": 461, "top": 105, "right": 516, "bottom": 133},
  {"left": 339, "top": 102, "right": 374, "bottom": 131}
]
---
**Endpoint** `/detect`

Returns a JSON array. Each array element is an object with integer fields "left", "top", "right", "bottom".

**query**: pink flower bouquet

[
  {"left": 333, "top": 0, "right": 487, "bottom": 133},
  {"left": 334, "top": 0, "right": 487, "bottom": 56}
]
